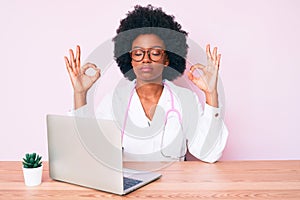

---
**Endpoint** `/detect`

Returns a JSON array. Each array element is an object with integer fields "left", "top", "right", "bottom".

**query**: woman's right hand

[{"left": 64, "top": 45, "right": 101, "bottom": 109}]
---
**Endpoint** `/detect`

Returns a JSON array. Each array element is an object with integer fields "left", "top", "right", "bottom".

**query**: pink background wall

[{"left": 1, "top": 0, "right": 299, "bottom": 161}]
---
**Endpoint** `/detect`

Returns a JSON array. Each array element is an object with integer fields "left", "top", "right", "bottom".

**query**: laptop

[{"left": 46, "top": 114, "right": 161, "bottom": 195}]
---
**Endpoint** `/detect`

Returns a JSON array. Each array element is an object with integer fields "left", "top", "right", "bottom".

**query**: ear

[{"left": 164, "top": 56, "right": 169, "bottom": 67}]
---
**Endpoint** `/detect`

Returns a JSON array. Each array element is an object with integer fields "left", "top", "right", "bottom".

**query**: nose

[{"left": 142, "top": 50, "right": 151, "bottom": 63}]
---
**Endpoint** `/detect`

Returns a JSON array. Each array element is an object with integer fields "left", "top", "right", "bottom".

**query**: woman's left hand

[
  {"left": 187, "top": 44, "right": 220, "bottom": 107},
  {"left": 188, "top": 44, "right": 220, "bottom": 94}
]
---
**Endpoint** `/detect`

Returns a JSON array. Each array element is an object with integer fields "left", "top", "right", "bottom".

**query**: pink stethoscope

[{"left": 121, "top": 80, "right": 186, "bottom": 159}]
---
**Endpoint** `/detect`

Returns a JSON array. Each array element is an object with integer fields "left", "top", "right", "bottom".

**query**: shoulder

[
  {"left": 113, "top": 79, "right": 135, "bottom": 98},
  {"left": 164, "top": 80, "right": 195, "bottom": 99}
]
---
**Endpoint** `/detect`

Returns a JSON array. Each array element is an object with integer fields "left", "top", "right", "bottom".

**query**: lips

[{"left": 140, "top": 66, "right": 153, "bottom": 72}]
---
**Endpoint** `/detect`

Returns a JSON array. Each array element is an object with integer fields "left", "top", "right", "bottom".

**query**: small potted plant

[{"left": 22, "top": 153, "right": 43, "bottom": 186}]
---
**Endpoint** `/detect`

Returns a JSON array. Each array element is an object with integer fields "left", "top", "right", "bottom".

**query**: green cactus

[{"left": 22, "top": 153, "right": 42, "bottom": 168}]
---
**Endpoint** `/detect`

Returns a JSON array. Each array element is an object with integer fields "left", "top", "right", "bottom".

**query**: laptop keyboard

[{"left": 123, "top": 177, "right": 142, "bottom": 190}]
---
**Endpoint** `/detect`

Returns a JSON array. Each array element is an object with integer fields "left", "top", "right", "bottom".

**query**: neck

[
  {"left": 134, "top": 80, "right": 164, "bottom": 121},
  {"left": 135, "top": 81, "right": 164, "bottom": 99}
]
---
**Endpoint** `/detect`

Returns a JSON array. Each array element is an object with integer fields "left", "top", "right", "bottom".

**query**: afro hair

[{"left": 113, "top": 5, "right": 188, "bottom": 81}]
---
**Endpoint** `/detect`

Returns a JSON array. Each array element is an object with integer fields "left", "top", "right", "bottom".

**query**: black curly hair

[{"left": 113, "top": 5, "right": 188, "bottom": 81}]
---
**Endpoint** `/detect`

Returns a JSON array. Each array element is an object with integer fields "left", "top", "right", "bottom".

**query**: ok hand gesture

[
  {"left": 64, "top": 45, "right": 101, "bottom": 108},
  {"left": 188, "top": 44, "right": 221, "bottom": 107}
]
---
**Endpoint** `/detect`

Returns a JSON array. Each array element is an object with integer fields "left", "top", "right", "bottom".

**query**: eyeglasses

[{"left": 130, "top": 48, "right": 165, "bottom": 62}]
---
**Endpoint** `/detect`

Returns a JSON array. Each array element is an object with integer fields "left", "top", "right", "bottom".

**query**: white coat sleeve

[
  {"left": 67, "top": 92, "right": 114, "bottom": 119},
  {"left": 187, "top": 93, "right": 229, "bottom": 163},
  {"left": 67, "top": 105, "right": 91, "bottom": 117}
]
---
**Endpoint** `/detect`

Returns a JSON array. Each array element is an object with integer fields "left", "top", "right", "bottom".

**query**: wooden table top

[{"left": 0, "top": 160, "right": 299, "bottom": 199}]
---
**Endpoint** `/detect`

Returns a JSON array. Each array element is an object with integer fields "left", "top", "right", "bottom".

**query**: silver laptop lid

[{"left": 47, "top": 114, "right": 124, "bottom": 195}]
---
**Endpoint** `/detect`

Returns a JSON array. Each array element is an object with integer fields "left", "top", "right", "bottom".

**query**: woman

[{"left": 64, "top": 5, "right": 228, "bottom": 163}]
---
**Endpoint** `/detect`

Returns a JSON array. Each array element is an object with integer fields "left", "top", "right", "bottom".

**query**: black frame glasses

[{"left": 130, "top": 48, "right": 165, "bottom": 62}]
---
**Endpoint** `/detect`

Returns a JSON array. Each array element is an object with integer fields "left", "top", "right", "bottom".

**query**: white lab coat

[{"left": 72, "top": 80, "right": 228, "bottom": 163}]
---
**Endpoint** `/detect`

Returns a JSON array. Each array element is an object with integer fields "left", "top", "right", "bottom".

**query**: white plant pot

[{"left": 22, "top": 165, "right": 43, "bottom": 186}]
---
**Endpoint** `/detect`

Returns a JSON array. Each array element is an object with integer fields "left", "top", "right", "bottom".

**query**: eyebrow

[{"left": 132, "top": 45, "right": 164, "bottom": 49}]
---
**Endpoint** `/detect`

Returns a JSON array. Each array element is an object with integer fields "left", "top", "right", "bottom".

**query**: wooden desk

[{"left": 0, "top": 160, "right": 299, "bottom": 199}]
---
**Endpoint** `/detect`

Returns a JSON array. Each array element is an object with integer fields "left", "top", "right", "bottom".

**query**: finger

[
  {"left": 69, "top": 49, "right": 77, "bottom": 72},
  {"left": 64, "top": 56, "right": 73, "bottom": 73},
  {"left": 190, "top": 63, "right": 206, "bottom": 72},
  {"left": 189, "top": 64, "right": 207, "bottom": 80},
  {"left": 187, "top": 71, "right": 201, "bottom": 87},
  {"left": 91, "top": 68, "right": 101, "bottom": 83},
  {"left": 206, "top": 44, "right": 212, "bottom": 59},
  {"left": 212, "top": 47, "right": 217, "bottom": 61},
  {"left": 76, "top": 45, "right": 81, "bottom": 71},
  {"left": 82, "top": 63, "right": 98, "bottom": 74},
  {"left": 216, "top": 54, "right": 221, "bottom": 69},
  {"left": 187, "top": 71, "right": 194, "bottom": 80}
]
